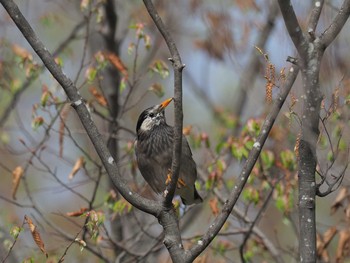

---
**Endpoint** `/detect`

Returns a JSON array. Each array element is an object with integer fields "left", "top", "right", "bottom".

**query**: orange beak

[{"left": 159, "top": 97, "right": 173, "bottom": 110}]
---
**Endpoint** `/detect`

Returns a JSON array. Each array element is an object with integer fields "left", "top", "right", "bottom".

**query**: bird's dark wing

[
  {"left": 135, "top": 140, "right": 171, "bottom": 193},
  {"left": 175, "top": 136, "right": 201, "bottom": 204},
  {"left": 180, "top": 135, "right": 197, "bottom": 184}
]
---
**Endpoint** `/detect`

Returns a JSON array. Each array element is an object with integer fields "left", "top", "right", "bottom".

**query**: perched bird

[{"left": 135, "top": 98, "right": 202, "bottom": 205}]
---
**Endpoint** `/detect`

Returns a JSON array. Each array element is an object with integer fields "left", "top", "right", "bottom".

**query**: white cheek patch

[
  {"left": 140, "top": 115, "right": 161, "bottom": 131},
  {"left": 140, "top": 117, "right": 153, "bottom": 131}
]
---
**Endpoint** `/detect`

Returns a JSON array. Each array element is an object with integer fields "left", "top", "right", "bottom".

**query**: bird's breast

[{"left": 136, "top": 126, "right": 173, "bottom": 157}]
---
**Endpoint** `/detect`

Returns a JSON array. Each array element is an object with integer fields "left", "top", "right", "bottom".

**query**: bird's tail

[{"left": 181, "top": 187, "right": 203, "bottom": 205}]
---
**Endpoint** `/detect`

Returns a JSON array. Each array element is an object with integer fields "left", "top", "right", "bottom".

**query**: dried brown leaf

[
  {"left": 104, "top": 52, "right": 128, "bottom": 79},
  {"left": 189, "top": 0, "right": 201, "bottom": 12},
  {"left": 89, "top": 87, "right": 108, "bottom": 106},
  {"left": 209, "top": 197, "right": 219, "bottom": 216},
  {"left": 323, "top": 227, "right": 337, "bottom": 247},
  {"left": 331, "top": 187, "right": 348, "bottom": 214},
  {"left": 265, "top": 63, "right": 275, "bottom": 104},
  {"left": 12, "top": 44, "right": 33, "bottom": 61},
  {"left": 317, "top": 227, "right": 337, "bottom": 259},
  {"left": 12, "top": 166, "right": 24, "bottom": 200},
  {"left": 195, "top": 11, "right": 234, "bottom": 60},
  {"left": 332, "top": 86, "right": 339, "bottom": 112},
  {"left": 66, "top": 207, "right": 89, "bottom": 217},
  {"left": 148, "top": 83, "right": 164, "bottom": 97},
  {"left": 235, "top": 0, "right": 260, "bottom": 11},
  {"left": 336, "top": 229, "right": 350, "bottom": 263},
  {"left": 24, "top": 215, "right": 48, "bottom": 258},
  {"left": 294, "top": 132, "right": 301, "bottom": 160},
  {"left": 345, "top": 203, "right": 350, "bottom": 221},
  {"left": 69, "top": 156, "right": 85, "bottom": 180},
  {"left": 59, "top": 103, "right": 71, "bottom": 158},
  {"left": 183, "top": 125, "right": 192, "bottom": 136},
  {"left": 316, "top": 233, "right": 324, "bottom": 256}
]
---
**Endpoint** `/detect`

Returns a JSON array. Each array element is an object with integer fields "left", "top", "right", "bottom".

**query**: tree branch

[
  {"left": 0, "top": 19, "right": 86, "bottom": 128},
  {"left": 186, "top": 65, "right": 299, "bottom": 262},
  {"left": 320, "top": 0, "right": 350, "bottom": 48},
  {"left": 142, "top": 1, "right": 186, "bottom": 262},
  {"left": 0, "top": 0, "right": 161, "bottom": 216},
  {"left": 307, "top": 0, "right": 324, "bottom": 40},
  {"left": 278, "top": 0, "right": 308, "bottom": 62},
  {"left": 142, "top": 0, "right": 185, "bottom": 208},
  {"left": 233, "top": 1, "right": 279, "bottom": 118},
  {"left": 239, "top": 188, "right": 274, "bottom": 263}
]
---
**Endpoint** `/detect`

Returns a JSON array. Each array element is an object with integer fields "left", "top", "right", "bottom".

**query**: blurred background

[{"left": 0, "top": 0, "right": 349, "bottom": 262}]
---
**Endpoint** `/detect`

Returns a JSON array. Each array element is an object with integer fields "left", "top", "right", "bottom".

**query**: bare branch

[
  {"left": 186, "top": 65, "right": 299, "bottom": 262},
  {"left": 321, "top": 0, "right": 350, "bottom": 48},
  {"left": 142, "top": 0, "right": 185, "bottom": 208},
  {"left": 239, "top": 188, "right": 274, "bottom": 263},
  {"left": 141, "top": 1, "right": 186, "bottom": 261},
  {"left": 278, "top": 0, "right": 308, "bottom": 61},
  {"left": 0, "top": 19, "right": 86, "bottom": 128},
  {"left": 307, "top": 0, "right": 325, "bottom": 40},
  {"left": 0, "top": 0, "right": 161, "bottom": 216},
  {"left": 233, "top": 1, "right": 279, "bottom": 118}
]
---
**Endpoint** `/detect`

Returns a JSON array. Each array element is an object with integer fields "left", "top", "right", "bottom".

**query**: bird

[{"left": 134, "top": 98, "right": 202, "bottom": 205}]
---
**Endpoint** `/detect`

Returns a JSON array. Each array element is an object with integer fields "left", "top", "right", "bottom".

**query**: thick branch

[
  {"left": 0, "top": 0, "right": 160, "bottom": 216},
  {"left": 186, "top": 65, "right": 299, "bottom": 262},
  {"left": 142, "top": 0, "right": 184, "bottom": 208},
  {"left": 320, "top": 0, "right": 350, "bottom": 48},
  {"left": 142, "top": 1, "right": 185, "bottom": 262},
  {"left": 307, "top": 0, "right": 324, "bottom": 39},
  {"left": 278, "top": 0, "right": 308, "bottom": 61}
]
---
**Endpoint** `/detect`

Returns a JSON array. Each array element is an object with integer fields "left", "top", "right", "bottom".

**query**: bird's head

[{"left": 136, "top": 98, "right": 173, "bottom": 136}]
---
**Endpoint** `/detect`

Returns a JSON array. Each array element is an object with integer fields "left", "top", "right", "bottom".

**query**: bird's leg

[
  {"left": 165, "top": 169, "right": 172, "bottom": 186},
  {"left": 165, "top": 169, "right": 186, "bottom": 189},
  {"left": 177, "top": 178, "right": 186, "bottom": 189}
]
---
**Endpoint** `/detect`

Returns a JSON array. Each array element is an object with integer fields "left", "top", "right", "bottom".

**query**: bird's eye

[{"left": 149, "top": 113, "right": 155, "bottom": 118}]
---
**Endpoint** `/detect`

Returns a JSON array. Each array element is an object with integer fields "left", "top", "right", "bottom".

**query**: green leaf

[
  {"left": 327, "top": 151, "right": 334, "bottom": 162},
  {"left": 40, "top": 91, "right": 50, "bottom": 107},
  {"left": 55, "top": 57, "right": 64, "bottom": 67},
  {"left": 0, "top": 132, "right": 10, "bottom": 144},
  {"left": 149, "top": 83, "right": 164, "bottom": 97},
  {"left": 339, "top": 138, "right": 347, "bottom": 151},
  {"left": 245, "top": 119, "right": 261, "bottom": 137},
  {"left": 119, "top": 78, "right": 127, "bottom": 94},
  {"left": 232, "top": 144, "right": 249, "bottom": 161},
  {"left": 205, "top": 178, "right": 214, "bottom": 190},
  {"left": 244, "top": 140, "right": 254, "bottom": 150},
  {"left": 216, "top": 159, "right": 226, "bottom": 173},
  {"left": 242, "top": 188, "right": 259, "bottom": 205},
  {"left": 94, "top": 51, "right": 108, "bottom": 70},
  {"left": 318, "top": 135, "right": 328, "bottom": 148},
  {"left": 10, "top": 226, "right": 22, "bottom": 239},
  {"left": 280, "top": 150, "right": 296, "bottom": 171},
  {"left": 333, "top": 124, "right": 342, "bottom": 137},
  {"left": 261, "top": 150, "right": 275, "bottom": 169},
  {"left": 32, "top": 116, "right": 44, "bottom": 131},
  {"left": 148, "top": 60, "right": 169, "bottom": 79},
  {"left": 127, "top": 43, "right": 135, "bottom": 55},
  {"left": 243, "top": 250, "right": 254, "bottom": 262},
  {"left": 3, "top": 239, "right": 13, "bottom": 252},
  {"left": 10, "top": 79, "right": 22, "bottom": 93},
  {"left": 275, "top": 196, "right": 286, "bottom": 212},
  {"left": 215, "top": 141, "right": 225, "bottom": 154},
  {"left": 86, "top": 66, "right": 97, "bottom": 83},
  {"left": 113, "top": 199, "right": 126, "bottom": 213}
]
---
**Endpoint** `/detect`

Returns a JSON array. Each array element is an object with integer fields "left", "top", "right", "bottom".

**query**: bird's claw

[
  {"left": 165, "top": 170, "right": 186, "bottom": 189},
  {"left": 165, "top": 170, "right": 172, "bottom": 186},
  {"left": 177, "top": 178, "right": 186, "bottom": 189}
]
